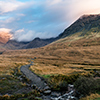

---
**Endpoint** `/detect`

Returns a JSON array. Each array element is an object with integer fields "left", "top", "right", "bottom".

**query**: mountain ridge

[
  {"left": 58, "top": 14, "right": 100, "bottom": 38},
  {"left": 1, "top": 14, "right": 100, "bottom": 50}
]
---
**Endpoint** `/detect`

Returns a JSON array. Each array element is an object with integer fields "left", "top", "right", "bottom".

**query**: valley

[{"left": 1, "top": 14, "right": 100, "bottom": 100}]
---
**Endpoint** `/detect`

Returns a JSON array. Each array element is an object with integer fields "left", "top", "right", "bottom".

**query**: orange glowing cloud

[{"left": 0, "top": 28, "right": 12, "bottom": 44}]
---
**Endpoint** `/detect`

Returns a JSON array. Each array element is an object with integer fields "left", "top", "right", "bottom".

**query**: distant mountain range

[
  {"left": 1, "top": 14, "right": 100, "bottom": 50},
  {"left": 4, "top": 37, "right": 56, "bottom": 49}
]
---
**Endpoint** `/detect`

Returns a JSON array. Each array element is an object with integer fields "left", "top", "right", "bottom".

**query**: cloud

[
  {"left": 0, "top": 0, "right": 23, "bottom": 14},
  {"left": 13, "top": 29, "right": 56, "bottom": 42},
  {"left": 0, "top": 28, "right": 13, "bottom": 40},
  {"left": 0, "top": 0, "right": 34, "bottom": 15},
  {"left": 0, "top": 28, "right": 11, "bottom": 33},
  {"left": 1, "top": 0, "right": 100, "bottom": 42},
  {"left": 68, "top": 0, "right": 100, "bottom": 19}
]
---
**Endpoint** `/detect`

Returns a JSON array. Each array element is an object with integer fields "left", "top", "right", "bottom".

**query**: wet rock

[
  {"left": 26, "top": 83, "right": 30, "bottom": 87},
  {"left": 19, "top": 78, "right": 23, "bottom": 81},
  {"left": 2, "top": 77, "right": 6, "bottom": 80},
  {"left": 44, "top": 86, "right": 50, "bottom": 90},
  {"left": 42, "top": 95, "right": 51, "bottom": 100},
  {"left": 51, "top": 92, "right": 61, "bottom": 97},
  {"left": 44, "top": 90, "right": 51, "bottom": 94}
]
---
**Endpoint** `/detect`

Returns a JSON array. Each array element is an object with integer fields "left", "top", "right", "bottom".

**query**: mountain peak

[
  {"left": 58, "top": 14, "right": 100, "bottom": 38},
  {"left": 79, "top": 14, "right": 100, "bottom": 19},
  {"left": 34, "top": 37, "right": 41, "bottom": 41}
]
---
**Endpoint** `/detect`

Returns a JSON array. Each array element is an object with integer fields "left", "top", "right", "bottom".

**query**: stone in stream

[
  {"left": 44, "top": 90, "right": 51, "bottom": 94},
  {"left": 44, "top": 86, "right": 50, "bottom": 90},
  {"left": 51, "top": 92, "right": 61, "bottom": 97}
]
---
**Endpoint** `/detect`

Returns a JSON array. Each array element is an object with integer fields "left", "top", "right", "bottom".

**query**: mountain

[
  {"left": 2, "top": 14, "right": 100, "bottom": 50},
  {"left": 4, "top": 40, "right": 29, "bottom": 50},
  {"left": 58, "top": 14, "right": 100, "bottom": 38},
  {"left": 3, "top": 37, "right": 56, "bottom": 50},
  {"left": 25, "top": 37, "right": 56, "bottom": 49}
]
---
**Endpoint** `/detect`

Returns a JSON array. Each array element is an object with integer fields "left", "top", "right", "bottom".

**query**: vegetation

[
  {"left": 0, "top": 90, "right": 41, "bottom": 100},
  {"left": 74, "top": 77, "right": 100, "bottom": 96},
  {"left": 1, "top": 25, "right": 100, "bottom": 99},
  {"left": 0, "top": 75, "right": 26, "bottom": 94},
  {"left": 80, "top": 93, "right": 100, "bottom": 100}
]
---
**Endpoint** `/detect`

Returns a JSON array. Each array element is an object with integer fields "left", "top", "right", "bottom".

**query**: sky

[{"left": 0, "top": 0, "right": 100, "bottom": 42}]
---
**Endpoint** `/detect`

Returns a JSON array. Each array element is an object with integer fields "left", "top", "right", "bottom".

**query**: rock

[
  {"left": 42, "top": 95, "right": 51, "bottom": 100},
  {"left": 68, "top": 84, "right": 74, "bottom": 88},
  {"left": 26, "top": 83, "right": 30, "bottom": 87},
  {"left": 2, "top": 77, "right": 6, "bottom": 80},
  {"left": 44, "top": 90, "right": 51, "bottom": 94},
  {"left": 35, "top": 97, "right": 41, "bottom": 100},
  {"left": 44, "top": 86, "right": 50, "bottom": 90},
  {"left": 31, "top": 84, "right": 34, "bottom": 88},
  {"left": 19, "top": 78, "right": 23, "bottom": 81},
  {"left": 34, "top": 57, "right": 37, "bottom": 59},
  {"left": 51, "top": 92, "right": 61, "bottom": 97},
  {"left": 68, "top": 96, "right": 76, "bottom": 100}
]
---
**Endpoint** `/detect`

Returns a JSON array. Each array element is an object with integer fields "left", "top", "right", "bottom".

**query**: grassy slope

[
  {"left": 1, "top": 31, "right": 100, "bottom": 99},
  {"left": 1, "top": 15, "right": 100, "bottom": 99},
  {"left": 1, "top": 31, "right": 100, "bottom": 76}
]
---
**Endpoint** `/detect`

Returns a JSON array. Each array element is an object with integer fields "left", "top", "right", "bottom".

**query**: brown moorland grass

[
  {"left": 0, "top": 54, "right": 29, "bottom": 75},
  {"left": 0, "top": 36, "right": 100, "bottom": 94},
  {"left": 1, "top": 37, "right": 100, "bottom": 76}
]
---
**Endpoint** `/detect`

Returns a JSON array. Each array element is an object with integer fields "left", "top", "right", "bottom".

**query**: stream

[{"left": 20, "top": 59, "right": 78, "bottom": 100}]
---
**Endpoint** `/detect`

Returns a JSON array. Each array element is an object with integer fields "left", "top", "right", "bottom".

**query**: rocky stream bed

[{"left": 20, "top": 60, "right": 78, "bottom": 100}]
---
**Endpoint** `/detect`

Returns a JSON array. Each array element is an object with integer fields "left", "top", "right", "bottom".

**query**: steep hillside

[{"left": 58, "top": 14, "right": 100, "bottom": 38}]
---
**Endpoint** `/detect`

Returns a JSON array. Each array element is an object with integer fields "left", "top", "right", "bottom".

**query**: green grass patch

[{"left": 42, "top": 74, "right": 52, "bottom": 78}]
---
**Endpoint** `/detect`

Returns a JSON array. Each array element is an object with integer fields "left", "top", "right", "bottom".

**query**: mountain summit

[{"left": 58, "top": 14, "right": 100, "bottom": 38}]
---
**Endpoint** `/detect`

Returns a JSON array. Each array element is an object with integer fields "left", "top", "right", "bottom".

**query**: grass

[
  {"left": 30, "top": 63, "right": 84, "bottom": 75},
  {"left": 0, "top": 54, "right": 29, "bottom": 75},
  {"left": 1, "top": 33, "right": 100, "bottom": 97},
  {"left": 0, "top": 90, "right": 41, "bottom": 100},
  {"left": 0, "top": 75, "right": 26, "bottom": 94},
  {"left": 80, "top": 93, "right": 100, "bottom": 100}
]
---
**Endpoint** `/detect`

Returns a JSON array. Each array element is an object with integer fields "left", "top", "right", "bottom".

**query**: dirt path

[{"left": 20, "top": 61, "right": 51, "bottom": 92}]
